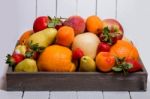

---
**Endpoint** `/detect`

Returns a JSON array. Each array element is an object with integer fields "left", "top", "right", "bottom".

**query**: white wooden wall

[{"left": 0, "top": 0, "right": 150, "bottom": 82}]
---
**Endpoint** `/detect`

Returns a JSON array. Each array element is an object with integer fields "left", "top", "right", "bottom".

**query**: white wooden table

[{"left": 0, "top": 81, "right": 149, "bottom": 99}]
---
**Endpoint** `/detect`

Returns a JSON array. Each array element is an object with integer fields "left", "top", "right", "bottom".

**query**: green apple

[
  {"left": 79, "top": 56, "right": 96, "bottom": 72},
  {"left": 28, "top": 28, "right": 57, "bottom": 48},
  {"left": 15, "top": 58, "right": 38, "bottom": 72}
]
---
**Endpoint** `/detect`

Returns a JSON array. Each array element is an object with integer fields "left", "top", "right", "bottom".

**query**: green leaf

[
  {"left": 47, "top": 17, "right": 62, "bottom": 28},
  {"left": 48, "top": 23, "right": 55, "bottom": 28},
  {"left": 127, "top": 63, "right": 133, "bottom": 69},
  {"left": 103, "top": 27, "right": 110, "bottom": 34},
  {"left": 25, "top": 51, "right": 33, "bottom": 58},
  {"left": 112, "top": 67, "right": 122, "bottom": 72},
  {"left": 113, "top": 26, "right": 118, "bottom": 32}
]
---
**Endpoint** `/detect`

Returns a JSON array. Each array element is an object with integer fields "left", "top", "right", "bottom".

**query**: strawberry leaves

[
  {"left": 112, "top": 57, "right": 133, "bottom": 75},
  {"left": 100, "top": 27, "right": 112, "bottom": 44},
  {"left": 25, "top": 41, "right": 44, "bottom": 59},
  {"left": 48, "top": 17, "right": 63, "bottom": 30}
]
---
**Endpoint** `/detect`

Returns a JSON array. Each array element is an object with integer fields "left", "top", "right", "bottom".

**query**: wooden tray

[{"left": 6, "top": 59, "right": 148, "bottom": 91}]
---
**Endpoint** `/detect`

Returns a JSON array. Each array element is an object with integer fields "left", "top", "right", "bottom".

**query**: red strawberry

[
  {"left": 25, "top": 51, "right": 39, "bottom": 60},
  {"left": 33, "top": 16, "right": 63, "bottom": 32},
  {"left": 33, "top": 16, "right": 50, "bottom": 32},
  {"left": 48, "top": 17, "right": 63, "bottom": 30},
  {"left": 72, "top": 48, "right": 84, "bottom": 60},
  {"left": 97, "top": 42, "right": 111, "bottom": 53},
  {"left": 112, "top": 57, "right": 142, "bottom": 75},
  {"left": 126, "top": 58, "right": 142, "bottom": 72},
  {"left": 6, "top": 53, "right": 25, "bottom": 66},
  {"left": 99, "top": 27, "right": 123, "bottom": 45}
]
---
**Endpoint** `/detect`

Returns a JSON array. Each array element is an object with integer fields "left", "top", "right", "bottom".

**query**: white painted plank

[
  {"left": 37, "top": 0, "right": 56, "bottom": 17},
  {"left": 130, "top": 81, "right": 150, "bottom": 99},
  {"left": 117, "top": 0, "right": 150, "bottom": 80},
  {"left": 97, "top": 0, "right": 116, "bottom": 19},
  {"left": 77, "top": 0, "right": 96, "bottom": 18},
  {"left": 15, "top": 0, "right": 36, "bottom": 35},
  {"left": 0, "top": 0, "right": 36, "bottom": 89},
  {"left": 50, "top": 91, "right": 77, "bottom": 99},
  {"left": 0, "top": 0, "right": 18, "bottom": 84},
  {"left": 1, "top": 0, "right": 36, "bottom": 82},
  {"left": 77, "top": 91, "right": 103, "bottom": 99},
  {"left": 23, "top": 91, "right": 49, "bottom": 99},
  {"left": 57, "top": 0, "right": 77, "bottom": 18},
  {"left": 103, "top": 91, "right": 130, "bottom": 99},
  {"left": 0, "top": 90, "right": 22, "bottom": 99}
]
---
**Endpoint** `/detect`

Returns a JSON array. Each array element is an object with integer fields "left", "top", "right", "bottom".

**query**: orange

[
  {"left": 56, "top": 26, "right": 75, "bottom": 47},
  {"left": 96, "top": 52, "right": 115, "bottom": 72},
  {"left": 86, "top": 15, "right": 103, "bottom": 34},
  {"left": 110, "top": 40, "right": 139, "bottom": 60},
  {"left": 37, "top": 45, "right": 76, "bottom": 72},
  {"left": 18, "top": 30, "right": 33, "bottom": 45}
]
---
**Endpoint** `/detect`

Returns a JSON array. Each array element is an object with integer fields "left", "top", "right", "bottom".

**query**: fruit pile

[{"left": 6, "top": 15, "right": 142, "bottom": 74}]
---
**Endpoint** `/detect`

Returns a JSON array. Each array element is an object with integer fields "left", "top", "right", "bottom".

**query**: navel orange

[
  {"left": 110, "top": 40, "right": 139, "bottom": 60},
  {"left": 37, "top": 45, "right": 76, "bottom": 72}
]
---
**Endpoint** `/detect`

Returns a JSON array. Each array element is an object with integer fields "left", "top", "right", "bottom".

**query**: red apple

[
  {"left": 100, "top": 19, "right": 124, "bottom": 45},
  {"left": 97, "top": 42, "right": 111, "bottom": 53}
]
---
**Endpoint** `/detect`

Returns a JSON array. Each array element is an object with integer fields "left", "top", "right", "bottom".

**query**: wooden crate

[{"left": 6, "top": 59, "right": 148, "bottom": 91}]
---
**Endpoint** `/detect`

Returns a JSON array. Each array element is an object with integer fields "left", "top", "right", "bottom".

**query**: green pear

[
  {"left": 28, "top": 28, "right": 57, "bottom": 48},
  {"left": 79, "top": 56, "right": 96, "bottom": 72},
  {"left": 15, "top": 58, "right": 38, "bottom": 72}
]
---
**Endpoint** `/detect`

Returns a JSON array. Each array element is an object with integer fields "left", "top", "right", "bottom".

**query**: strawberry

[
  {"left": 72, "top": 48, "right": 84, "bottom": 60},
  {"left": 33, "top": 16, "right": 63, "bottom": 32},
  {"left": 112, "top": 57, "right": 142, "bottom": 75},
  {"left": 126, "top": 58, "right": 142, "bottom": 72},
  {"left": 97, "top": 42, "right": 111, "bottom": 53},
  {"left": 33, "top": 16, "right": 50, "bottom": 32},
  {"left": 48, "top": 17, "right": 63, "bottom": 30},
  {"left": 112, "top": 57, "right": 133, "bottom": 75},
  {"left": 6, "top": 53, "right": 25, "bottom": 66},
  {"left": 25, "top": 51, "right": 39, "bottom": 60},
  {"left": 25, "top": 42, "right": 43, "bottom": 60},
  {"left": 99, "top": 27, "right": 123, "bottom": 45}
]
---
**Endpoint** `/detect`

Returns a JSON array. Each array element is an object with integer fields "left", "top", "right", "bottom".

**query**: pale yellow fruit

[
  {"left": 80, "top": 56, "right": 96, "bottom": 72},
  {"left": 15, "top": 59, "right": 38, "bottom": 72},
  {"left": 28, "top": 28, "right": 57, "bottom": 47},
  {"left": 72, "top": 32, "right": 100, "bottom": 59}
]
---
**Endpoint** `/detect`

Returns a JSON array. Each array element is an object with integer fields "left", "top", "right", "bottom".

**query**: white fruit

[{"left": 72, "top": 32, "right": 100, "bottom": 59}]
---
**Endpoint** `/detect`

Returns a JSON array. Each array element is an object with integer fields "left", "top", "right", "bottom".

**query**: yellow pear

[
  {"left": 79, "top": 56, "right": 96, "bottom": 72},
  {"left": 28, "top": 28, "right": 57, "bottom": 47},
  {"left": 15, "top": 58, "right": 38, "bottom": 72}
]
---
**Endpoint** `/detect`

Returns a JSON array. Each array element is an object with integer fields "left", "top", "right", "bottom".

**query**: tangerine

[
  {"left": 86, "top": 15, "right": 103, "bottom": 34},
  {"left": 18, "top": 30, "right": 33, "bottom": 45},
  {"left": 96, "top": 52, "right": 115, "bottom": 72},
  {"left": 56, "top": 26, "right": 75, "bottom": 47}
]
